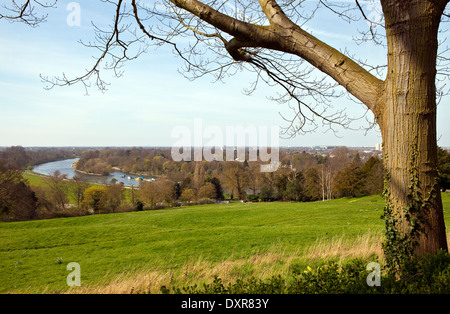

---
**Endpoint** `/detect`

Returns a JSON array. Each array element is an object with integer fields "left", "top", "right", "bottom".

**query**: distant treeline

[
  {"left": 0, "top": 146, "right": 84, "bottom": 169},
  {"left": 1, "top": 146, "right": 449, "bottom": 222},
  {"left": 75, "top": 146, "right": 386, "bottom": 202},
  {"left": 70, "top": 145, "right": 450, "bottom": 202}
]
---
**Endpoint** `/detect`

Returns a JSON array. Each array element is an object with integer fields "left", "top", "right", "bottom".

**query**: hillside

[{"left": 1, "top": 194, "right": 449, "bottom": 293}]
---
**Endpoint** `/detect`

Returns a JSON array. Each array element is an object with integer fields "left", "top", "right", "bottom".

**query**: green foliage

[
  {"left": 272, "top": 170, "right": 306, "bottom": 201},
  {"left": 82, "top": 186, "right": 109, "bottom": 213},
  {"left": 283, "top": 173, "right": 304, "bottom": 201},
  {"left": 259, "top": 184, "right": 275, "bottom": 201},
  {"left": 246, "top": 194, "right": 259, "bottom": 202},
  {"left": 382, "top": 145, "right": 443, "bottom": 275},
  {"left": 333, "top": 163, "right": 366, "bottom": 198},
  {"left": 381, "top": 152, "right": 414, "bottom": 274},
  {"left": 382, "top": 164, "right": 409, "bottom": 274},
  {"left": 135, "top": 200, "right": 144, "bottom": 211},
  {"left": 437, "top": 146, "right": 450, "bottom": 191},
  {"left": 360, "top": 156, "right": 384, "bottom": 195},
  {"left": 302, "top": 167, "right": 321, "bottom": 201},
  {"left": 162, "top": 250, "right": 450, "bottom": 294}
]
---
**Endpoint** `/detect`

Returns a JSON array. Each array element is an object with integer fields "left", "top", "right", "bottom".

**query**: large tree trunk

[{"left": 380, "top": 0, "right": 448, "bottom": 260}]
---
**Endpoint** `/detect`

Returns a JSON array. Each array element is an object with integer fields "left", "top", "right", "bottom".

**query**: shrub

[
  {"left": 246, "top": 194, "right": 259, "bottom": 202},
  {"left": 82, "top": 186, "right": 109, "bottom": 213},
  {"left": 135, "top": 201, "right": 144, "bottom": 211},
  {"left": 161, "top": 250, "right": 450, "bottom": 294}
]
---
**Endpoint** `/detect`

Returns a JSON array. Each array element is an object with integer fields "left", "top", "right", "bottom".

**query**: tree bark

[{"left": 380, "top": 0, "right": 448, "bottom": 256}]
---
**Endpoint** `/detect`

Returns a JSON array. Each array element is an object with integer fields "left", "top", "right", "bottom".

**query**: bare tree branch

[
  {"left": 4, "top": 0, "right": 449, "bottom": 136},
  {"left": 0, "top": 0, "right": 56, "bottom": 27}
]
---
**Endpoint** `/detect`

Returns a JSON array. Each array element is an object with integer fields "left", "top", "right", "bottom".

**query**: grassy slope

[{"left": 1, "top": 194, "right": 449, "bottom": 293}]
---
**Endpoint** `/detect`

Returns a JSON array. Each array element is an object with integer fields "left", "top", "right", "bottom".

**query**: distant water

[{"left": 32, "top": 158, "right": 153, "bottom": 187}]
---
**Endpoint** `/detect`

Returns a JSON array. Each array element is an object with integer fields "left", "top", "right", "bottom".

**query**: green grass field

[{"left": 1, "top": 194, "right": 449, "bottom": 293}]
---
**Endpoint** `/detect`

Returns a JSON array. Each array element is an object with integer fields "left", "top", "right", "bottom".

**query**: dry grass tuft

[
  {"left": 304, "top": 232, "right": 384, "bottom": 263},
  {"left": 68, "top": 231, "right": 450, "bottom": 294},
  {"left": 69, "top": 270, "right": 169, "bottom": 294},
  {"left": 68, "top": 249, "right": 299, "bottom": 294}
]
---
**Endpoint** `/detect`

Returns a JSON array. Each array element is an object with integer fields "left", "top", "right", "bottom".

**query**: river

[{"left": 32, "top": 158, "right": 155, "bottom": 187}]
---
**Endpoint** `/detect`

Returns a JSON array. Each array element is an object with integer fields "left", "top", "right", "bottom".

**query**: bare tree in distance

[
  {"left": 1, "top": 1, "right": 449, "bottom": 262},
  {"left": 45, "top": 170, "right": 69, "bottom": 211}
]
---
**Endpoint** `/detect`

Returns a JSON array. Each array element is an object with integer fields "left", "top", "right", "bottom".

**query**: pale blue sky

[{"left": 0, "top": 1, "right": 449, "bottom": 148}]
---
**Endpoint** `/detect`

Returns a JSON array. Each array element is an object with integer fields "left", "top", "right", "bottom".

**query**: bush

[
  {"left": 135, "top": 201, "right": 144, "bottom": 211},
  {"left": 246, "top": 194, "right": 259, "bottom": 202},
  {"left": 161, "top": 250, "right": 450, "bottom": 294},
  {"left": 82, "top": 186, "right": 109, "bottom": 213}
]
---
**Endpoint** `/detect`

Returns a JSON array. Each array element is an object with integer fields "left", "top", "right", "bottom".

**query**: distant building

[
  {"left": 310, "top": 145, "right": 338, "bottom": 150},
  {"left": 375, "top": 143, "right": 382, "bottom": 151}
]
